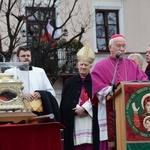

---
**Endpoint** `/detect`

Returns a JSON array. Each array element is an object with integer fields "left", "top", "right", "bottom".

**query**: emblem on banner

[{"left": 126, "top": 86, "right": 150, "bottom": 138}]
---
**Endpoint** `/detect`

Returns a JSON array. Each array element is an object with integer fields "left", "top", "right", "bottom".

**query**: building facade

[{"left": 1, "top": 0, "right": 150, "bottom": 103}]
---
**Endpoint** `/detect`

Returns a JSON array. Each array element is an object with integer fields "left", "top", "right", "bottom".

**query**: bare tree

[{"left": 0, "top": 0, "right": 94, "bottom": 83}]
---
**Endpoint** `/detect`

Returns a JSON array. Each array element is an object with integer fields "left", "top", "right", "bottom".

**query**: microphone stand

[
  {"left": 110, "top": 58, "right": 119, "bottom": 96},
  {"left": 109, "top": 58, "right": 120, "bottom": 150}
]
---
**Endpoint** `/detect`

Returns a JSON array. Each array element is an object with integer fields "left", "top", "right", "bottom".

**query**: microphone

[
  {"left": 116, "top": 51, "right": 122, "bottom": 59},
  {"left": 28, "top": 113, "right": 55, "bottom": 123},
  {"left": 48, "top": 113, "right": 55, "bottom": 119}
]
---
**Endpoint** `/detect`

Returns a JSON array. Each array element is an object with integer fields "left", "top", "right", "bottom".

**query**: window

[
  {"left": 25, "top": 7, "right": 55, "bottom": 48},
  {"left": 25, "top": 7, "right": 59, "bottom": 79},
  {"left": 95, "top": 9, "right": 119, "bottom": 52}
]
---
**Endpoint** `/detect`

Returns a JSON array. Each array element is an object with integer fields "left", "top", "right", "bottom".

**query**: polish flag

[{"left": 42, "top": 22, "right": 60, "bottom": 47}]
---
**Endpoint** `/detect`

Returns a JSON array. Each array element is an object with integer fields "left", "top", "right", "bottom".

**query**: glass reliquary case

[{"left": 0, "top": 62, "right": 30, "bottom": 112}]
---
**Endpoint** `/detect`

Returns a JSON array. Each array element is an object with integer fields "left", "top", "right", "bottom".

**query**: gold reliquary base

[{"left": 0, "top": 73, "right": 26, "bottom": 112}]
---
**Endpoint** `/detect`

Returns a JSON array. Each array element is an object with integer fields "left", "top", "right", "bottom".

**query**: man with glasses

[
  {"left": 91, "top": 34, "right": 148, "bottom": 150},
  {"left": 5, "top": 46, "right": 55, "bottom": 98},
  {"left": 4, "top": 46, "right": 60, "bottom": 120}
]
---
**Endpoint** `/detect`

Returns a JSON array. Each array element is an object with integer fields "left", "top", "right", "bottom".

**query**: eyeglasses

[
  {"left": 19, "top": 55, "right": 31, "bottom": 58},
  {"left": 114, "top": 44, "right": 127, "bottom": 49}
]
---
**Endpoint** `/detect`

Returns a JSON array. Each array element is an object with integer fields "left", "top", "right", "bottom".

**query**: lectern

[{"left": 106, "top": 82, "right": 150, "bottom": 150}]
